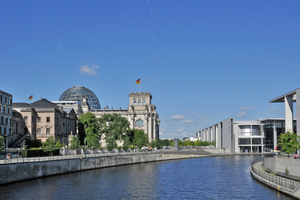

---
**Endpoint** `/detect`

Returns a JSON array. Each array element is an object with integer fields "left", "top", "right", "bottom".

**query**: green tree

[
  {"left": 78, "top": 112, "right": 100, "bottom": 144},
  {"left": 278, "top": 131, "right": 300, "bottom": 157},
  {"left": 0, "top": 136, "right": 5, "bottom": 150},
  {"left": 132, "top": 129, "right": 149, "bottom": 149},
  {"left": 42, "top": 137, "right": 59, "bottom": 155},
  {"left": 106, "top": 137, "right": 117, "bottom": 151},
  {"left": 86, "top": 133, "right": 100, "bottom": 150},
  {"left": 150, "top": 139, "right": 162, "bottom": 149},
  {"left": 99, "top": 114, "right": 131, "bottom": 142},
  {"left": 194, "top": 140, "right": 201, "bottom": 146},
  {"left": 122, "top": 137, "right": 131, "bottom": 151},
  {"left": 69, "top": 136, "right": 81, "bottom": 150},
  {"left": 160, "top": 139, "right": 170, "bottom": 147}
]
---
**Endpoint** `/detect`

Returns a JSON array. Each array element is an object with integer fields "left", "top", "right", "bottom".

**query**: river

[{"left": 0, "top": 155, "right": 294, "bottom": 199}]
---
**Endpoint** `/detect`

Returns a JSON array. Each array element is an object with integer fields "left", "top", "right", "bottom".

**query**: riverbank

[
  {"left": 0, "top": 151, "right": 210, "bottom": 185},
  {"left": 0, "top": 149, "right": 272, "bottom": 186},
  {"left": 250, "top": 160, "right": 300, "bottom": 199}
]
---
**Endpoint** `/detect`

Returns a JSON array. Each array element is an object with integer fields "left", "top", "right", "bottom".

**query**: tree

[
  {"left": 150, "top": 139, "right": 162, "bottom": 149},
  {"left": 122, "top": 137, "right": 131, "bottom": 151},
  {"left": 278, "top": 131, "right": 300, "bottom": 157},
  {"left": 42, "top": 137, "right": 59, "bottom": 154},
  {"left": 98, "top": 114, "right": 131, "bottom": 149},
  {"left": 132, "top": 129, "right": 149, "bottom": 149},
  {"left": 69, "top": 136, "right": 81, "bottom": 150},
  {"left": 78, "top": 112, "right": 101, "bottom": 149},
  {"left": 160, "top": 139, "right": 170, "bottom": 147}
]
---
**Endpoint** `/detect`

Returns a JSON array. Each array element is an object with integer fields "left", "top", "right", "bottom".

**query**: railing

[
  {"left": 0, "top": 150, "right": 157, "bottom": 165},
  {"left": 251, "top": 160, "right": 300, "bottom": 190}
]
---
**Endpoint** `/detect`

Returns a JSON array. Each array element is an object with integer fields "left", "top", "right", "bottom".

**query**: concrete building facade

[{"left": 198, "top": 118, "right": 296, "bottom": 153}]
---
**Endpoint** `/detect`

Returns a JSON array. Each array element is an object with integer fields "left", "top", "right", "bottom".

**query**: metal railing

[
  {"left": 251, "top": 160, "right": 300, "bottom": 190},
  {"left": 0, "top": 150, "right": 157, "bottom": 165}
]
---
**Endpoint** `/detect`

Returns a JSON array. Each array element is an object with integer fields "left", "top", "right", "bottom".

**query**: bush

[
  {"left": 117, "top": 146, "right": 121, "bottom": 151},
  {"left": 25, "top": 139, "right": 42, "bottom": 149},
  {"left": 130, "top": 145, "right": 135, "bottom": 150}
]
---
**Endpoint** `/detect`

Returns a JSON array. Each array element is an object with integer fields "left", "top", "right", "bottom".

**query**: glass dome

[{"left": 59, "top": 86, "right": 101, "bottom": 109}]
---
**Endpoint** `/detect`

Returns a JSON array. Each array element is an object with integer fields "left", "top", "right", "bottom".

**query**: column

[
  {"left": 285, "top": 95, "right": 293, "bottom": 133},
  {"left": 144, "top": 115, "right": 148, "bottom": 138},
  {"left": 296, "top": 89, "right": 300, "bottom": 136},
  {"left": 273, "top": 121, "right": 277, "bottom": 150},
  {"left": 152, "top": 117, "right": 156, "bottom": 140},
  {"left": 296, "top": 89, "right": 300, "bottom": 154}
]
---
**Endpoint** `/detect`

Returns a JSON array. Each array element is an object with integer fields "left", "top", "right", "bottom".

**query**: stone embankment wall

[
  {"left": 0, "top": 153, "right": 203, "bottom": 185},
  {"left": 263, "top": 157, "right": 300, "bottom": 177}
]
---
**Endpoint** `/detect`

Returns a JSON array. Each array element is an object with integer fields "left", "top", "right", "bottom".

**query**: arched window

[
  {"left": 134, "top": 99, "right": 137, "bottom": 103},
  {"left": 138, "top": 99, "right": 141, "bottom": 103},
  {"left": 135, "top": 120, "right": 144, "bottom": 127},
  {"left": 143, "top": 99, "right": 146, "bottom": 103}
]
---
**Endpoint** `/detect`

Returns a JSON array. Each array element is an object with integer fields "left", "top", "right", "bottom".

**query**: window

[
  {"left": 46, "top": 128, "right": 50, "bottom": 134},
  {"left": 8, "top": 107, "right": 10, "bottom": 114},
  {"left": 37, "top": 128, "right": 41, "bottom": 134},
  {"left": 238, "top": 138, "right": 251, "bottom": 145},
  {"left": 24, "top": 116, "right": 28, "bottom": 122},
  {"left": 5, "top": 97, "right": 7, "bottom": 104},
  {"left": 0, "top": 95, "right": 2, "bottom": 102},
  {"left": 47, "top": 117, "right": 50, "bottom": 122},
  {"left": 37, "top": 117, "right": 41, "bottom": 122},
  {"left": 0, "top": 116, "right": 2, "bottom": 124},
  {"left": 5, "top": 117, "right": 8, "bottom": 125},
  {"left": 143, "top": 99, "right": 146, "bottom": 103},
  {"left": 252, "top": 138, "right": 261, "bottom": 145},
  {"left": 0, "top": 106, "right": 2, "bottom": 113},
  {"left": 135, "top": 120, "right": 144, "bottom": 127},
  {"left": 134, "top": 99, "right": 137, "bottom": 103},
  {"left": 3, "top": 107, "right": 5, "bottom": 114},
  {"left": 10, "top": 98, "right": 12, "bottom": 105},
  {"left": 138, "top": 99, "right": 141, "bottom": 103}
]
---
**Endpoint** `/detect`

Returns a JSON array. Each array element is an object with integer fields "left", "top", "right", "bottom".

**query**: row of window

[
  {"left": 134, "top": 99, "right": 146, "bottom": 104},
  {"left": 37, "top": 128, "right": 51, "bottom": 135},
  {"left": 238, "top": 138, "right": 262, "bottom": 145},
  {"left": 0, "top": 127, "right": 11, "bottom": 135},
  {"left": 24, "top": 116, "right": 51, "bottom": 123},
  {"left": 0, "top": 105, "right": 11, "bottom": 115},
  {"left": 0, "top": 116, "right": 11, "bottom": 125},
  {"left": 0, "top": 95, "right": 12, "bottom": 105},
  {"left": 135, "top": 119, "right": 144, "bottom": 126}
]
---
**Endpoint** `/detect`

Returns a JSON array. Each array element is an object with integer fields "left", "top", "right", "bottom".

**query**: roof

[
  {"left": 30, "top": 98, "right": 61, "bottom": 111},
  {"left": 12, "top": 103, "right": 32, "bottom": 108},
  {"left": 63, "top": 108, "right": 73, "bottom": 113},
  {"left": 269, "top": 87, "right": 300, "bottom": 103}
]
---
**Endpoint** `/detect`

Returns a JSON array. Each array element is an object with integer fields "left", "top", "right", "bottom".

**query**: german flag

[
  {"left": 28, "top": 95, "right": 33, "bottom": 100},
  {"left": 135, "top": 78, "right": 141, "bottom": 84}
]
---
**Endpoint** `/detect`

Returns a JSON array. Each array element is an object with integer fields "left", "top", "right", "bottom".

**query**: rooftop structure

[{"left": 59, "top": 86, "right": 101, "bottom": 110}]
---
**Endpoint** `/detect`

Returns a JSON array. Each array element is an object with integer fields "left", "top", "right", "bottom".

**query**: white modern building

[{"left": 197, "top": 118, "right": 294, "bottom": 154}]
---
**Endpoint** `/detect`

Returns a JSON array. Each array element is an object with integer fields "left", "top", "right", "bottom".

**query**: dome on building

[{"left": 59, "top": 86, "right": 101, "bottom": 109}]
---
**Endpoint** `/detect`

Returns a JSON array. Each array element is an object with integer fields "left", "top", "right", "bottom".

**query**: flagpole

[{"left": 140, "top": 77, "right": 141, "bottom": 93}]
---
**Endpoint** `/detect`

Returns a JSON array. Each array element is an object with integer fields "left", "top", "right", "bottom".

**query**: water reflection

[{"left": 0, "top": 155, "right": 294, "bottom": 200}]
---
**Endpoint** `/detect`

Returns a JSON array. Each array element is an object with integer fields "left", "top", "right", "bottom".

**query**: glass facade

[{"left": 59, "top": 86, "right": 101, "bottom": 110}]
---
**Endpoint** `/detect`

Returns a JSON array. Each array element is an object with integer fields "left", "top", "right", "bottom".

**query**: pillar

[
  {"left": 273, "top": 120, "right": 277, "bottom": 150},
  {"left": 285, "top": 95, "right": 293, "bottom": 133}
]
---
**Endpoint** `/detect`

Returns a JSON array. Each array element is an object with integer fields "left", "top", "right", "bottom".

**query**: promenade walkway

[{"left": 251, "top": 160, "right": 300, "bottom": 199}]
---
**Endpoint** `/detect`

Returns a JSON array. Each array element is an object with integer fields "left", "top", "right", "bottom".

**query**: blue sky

[{"left": 1, "top": 0, "right": 300, "bottom": 139}]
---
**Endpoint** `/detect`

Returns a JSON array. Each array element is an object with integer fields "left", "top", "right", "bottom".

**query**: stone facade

[
  {"left": 88, "top": 92, "right": 160, "bottom": 143},
  {"left": 12, "top": 98, "right": 77, "bottom": 145}
]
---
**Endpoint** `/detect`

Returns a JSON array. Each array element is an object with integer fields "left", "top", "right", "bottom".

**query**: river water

[{"left": 0, "top": 155, "right": 294, "bottom": 199}]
